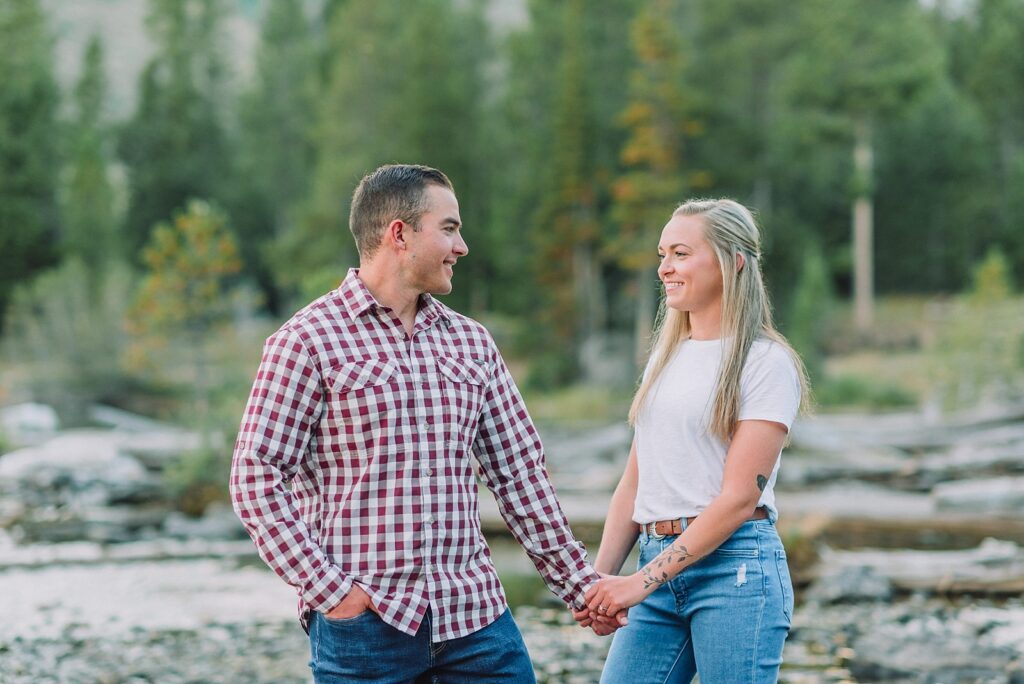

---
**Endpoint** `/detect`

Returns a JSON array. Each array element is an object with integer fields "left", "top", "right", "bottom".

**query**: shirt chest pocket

[
  {"left": 323, "top": 359, "right": 401, "bottom": 449},
  {"left": 436, "top": 355, "right": 490, "bottom": 436}
]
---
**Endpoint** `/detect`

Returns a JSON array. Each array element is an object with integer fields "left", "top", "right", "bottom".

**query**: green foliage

[
  {"left": 784, "top": 0, "right": 944, "bottom": 125},
  {"left": 128, "top": 199, "right": 243, "bottom": 438},
  {"left": 970, "top": 246, "right": 1015, "bottom": 301},
  {"left": 232, "top": 0, "right": 319, "bottom": 312},
  {"left": 119, "top": 0, "right": 233, "bottom": 257},
  {"left": 521, "top": 381, "right": 632, "bottom": 425},
  {"left": 62, "top": 35, "right": 120, "bottom": 269},
  {"left": 2, "top": 258, "right": 137, "bottom": 423},
  {"left": 785, "top": 243, "right": 833, "bottom": 381},
  {"left": 815, "top": 374, "right": 917, "bottom": 411},
  {"left": 609, "top": 0, "right": 691, "bottom": 270},
  {"left": 130, "top": 200, "right": 242, "bottom": 339},
  {"left": 529, "top": 0, "right": 602, "bottom": 357},
  {"left": 280, "top": 0, "right": 490, "bottom": 308},
  {"left": 928, "top": 292, "right": 1024, "bottom": 410},
  {"left": 163, "top": 447, "right": 230, "bottom": 516},
  {"left": 0, "top": 0, "right": 60, "bottom": 326},
  {"left": 874, "top": 81, "right": 989, "bottom": 294},
  {"left": 525, "top": 350, "right": 580, "bottom": 393}
]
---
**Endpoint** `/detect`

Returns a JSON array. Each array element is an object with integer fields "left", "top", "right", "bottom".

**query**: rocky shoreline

[{"left": 3, "top": 402, "right": 1024, "bottom": 682}]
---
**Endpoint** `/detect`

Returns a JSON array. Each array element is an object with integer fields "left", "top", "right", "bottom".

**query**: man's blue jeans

[
  {"left": 600, "top": 519, "right": 794, "bottom": 683},
  {"left": 308, "top": 606, "right": 536, "bottom": 683}
]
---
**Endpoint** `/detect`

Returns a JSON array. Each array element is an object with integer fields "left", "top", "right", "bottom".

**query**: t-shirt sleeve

[{"left": 737, "top": 342, "right": 801, "bottom": 431}]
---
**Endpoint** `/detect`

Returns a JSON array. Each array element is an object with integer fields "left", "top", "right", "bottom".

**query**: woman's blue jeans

[
  {"left": 308, "top": 607, "right": 535, "bottom": 683},
  {"left": 600, "top": 519, "right": 794, "bottom": 684}
]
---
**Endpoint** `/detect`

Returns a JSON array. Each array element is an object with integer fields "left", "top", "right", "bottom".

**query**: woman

[{"left": 584, "top": 199, "right": 810, "bottom": 683}]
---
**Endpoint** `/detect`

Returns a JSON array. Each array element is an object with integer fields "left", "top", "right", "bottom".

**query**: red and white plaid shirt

[{"left": 230, "top": 269, "right": 599, "bottom": 641}]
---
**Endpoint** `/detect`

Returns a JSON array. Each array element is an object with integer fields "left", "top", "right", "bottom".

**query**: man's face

[{"left": 403, "top": 184, "right": 467, "bottom": 295}]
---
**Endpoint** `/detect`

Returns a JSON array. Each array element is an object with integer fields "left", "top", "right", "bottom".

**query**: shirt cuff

[
  {"left": 560, "top": 565, "right": 603, "bottom": 610},
  {"left": 301, "top": 563, "right": 354, "bottom": 613}
]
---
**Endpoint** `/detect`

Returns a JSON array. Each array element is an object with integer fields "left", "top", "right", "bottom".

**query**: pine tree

[
  {"left": 0, "top": 0, "right": 60, "bottom": 324},
  {"left": 783, "top": 0, "right": 944, "bottom": 332},
  {"left": 962, "top": 0, "right": 1024, "bottom": 271},
  {"left": 609, "top": 0, "right": 692, "bottom": 366},
  {"left": 233, "top": 0, "right": 318, "bottom": 311},
  {"left": 531, "top": 0, "right": 599, "bottom": 354},
  {"left": 278, "top": 0, "right": 488, "bottom": 306},
  {"left": 128, "top": 200, "right": 242, "bottom": 435},
  {"left": 62, "top": 35, "right": 119, "bottom": 270},
  {"left": 119, "top": 0, "right": 233, "bottom": 258}
]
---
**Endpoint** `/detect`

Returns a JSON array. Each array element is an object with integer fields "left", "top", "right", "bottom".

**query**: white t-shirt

[{"left": 633, "top": 337, "right": 801, "bottom": 523}]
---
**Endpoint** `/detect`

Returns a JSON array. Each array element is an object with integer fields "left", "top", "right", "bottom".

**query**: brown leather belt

[{"left": 642, "top": 507, "right": 769, "bottom": 538}]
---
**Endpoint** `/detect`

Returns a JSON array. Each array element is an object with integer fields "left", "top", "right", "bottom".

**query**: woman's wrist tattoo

[
  {"left": 640, "top": 566, "right": 669, "bottom": 589},
  {"left": 640, "top": 544, "right": 694, "bottom": 589}
]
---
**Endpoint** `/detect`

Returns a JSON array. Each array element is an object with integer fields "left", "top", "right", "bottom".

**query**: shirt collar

[{"left": 337, "top": 268, "right": 451, "bottom": 326}]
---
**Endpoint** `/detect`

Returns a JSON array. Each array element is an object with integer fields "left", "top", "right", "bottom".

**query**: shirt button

[
  {"left": 425, "top": 467, "right": 434, "bottom": 476},
  {"left": 426, "top": 515, "right": 435, "bottom": 524}
]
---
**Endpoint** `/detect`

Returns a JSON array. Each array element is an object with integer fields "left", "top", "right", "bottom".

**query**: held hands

[
  {"left": 570, "top": 572, "right": 634, "bottom": 636},
  {"left": 571, "top": 605, "right": 626, "bottom": 636},
  {"left": 583, "top": 573, "right": 651, "bottom": 622}
]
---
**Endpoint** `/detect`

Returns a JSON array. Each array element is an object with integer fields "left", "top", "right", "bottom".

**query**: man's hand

[
  {"left": 325, "top": 584, "right": 376, "bottom": 619},
  {"left": 584, "top": 573, "right": 650, "bottom": 619}
]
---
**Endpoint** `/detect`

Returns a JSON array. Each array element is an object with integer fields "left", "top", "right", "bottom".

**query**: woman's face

[{"left": 657, "top": 214, "right": 723, "bottom": 316}]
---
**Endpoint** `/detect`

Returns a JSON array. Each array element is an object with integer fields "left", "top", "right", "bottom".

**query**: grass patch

[
  {"left": 521, "top": 383, "right": 633, "bottom": 426},
  {"left": 815, "top": 374, "right": 918, "bottom": 411}
]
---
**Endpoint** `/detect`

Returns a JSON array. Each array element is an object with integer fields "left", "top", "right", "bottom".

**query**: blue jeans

[
  {"left": 308, "top": 607, "right": 536, "bottom": 683},
  {"left": 600, "top": 519, "right": 794, "bottom": 684}
]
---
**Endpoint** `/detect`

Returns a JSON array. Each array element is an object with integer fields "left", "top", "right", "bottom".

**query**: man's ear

[
  {"left": 387, "top": 219, "right": 408, "bottom": 250},
  {"left": 736, "top": 252, "right": 746, "bottom": 273}
]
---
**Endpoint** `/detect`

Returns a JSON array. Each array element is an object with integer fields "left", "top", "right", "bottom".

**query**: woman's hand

[{"left": 584, "top": 573, "right": 651, "bottom": 619}]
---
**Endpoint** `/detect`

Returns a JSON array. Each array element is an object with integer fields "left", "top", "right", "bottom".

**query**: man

[{"left": 230, "top": 164, "right": 618, "bottom": 683}]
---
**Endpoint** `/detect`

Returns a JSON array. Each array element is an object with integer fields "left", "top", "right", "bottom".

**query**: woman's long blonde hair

[{"left": 628, "top": 199, "right": 811, "bottom": 440}]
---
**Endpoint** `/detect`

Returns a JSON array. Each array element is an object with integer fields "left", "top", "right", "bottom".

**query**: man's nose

[{"left": 454, "top": 232, "right": 468, "bottom": 256}]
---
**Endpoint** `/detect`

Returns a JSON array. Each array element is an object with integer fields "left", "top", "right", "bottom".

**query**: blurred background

[{"left": 1, "top": 0, "right": 1023, "bottom": 682}]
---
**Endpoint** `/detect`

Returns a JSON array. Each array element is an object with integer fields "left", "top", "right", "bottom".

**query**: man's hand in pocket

[{"left": 325, "top": 585, "right": 376, "bottom": 619}]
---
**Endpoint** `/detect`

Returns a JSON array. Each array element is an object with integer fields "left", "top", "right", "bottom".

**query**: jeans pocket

[
  {"left": 322, "top": 609, "right": 374, "bottom": 625},
  {"left": 774, "top": 549, "right": 794, "bottom": 622}
]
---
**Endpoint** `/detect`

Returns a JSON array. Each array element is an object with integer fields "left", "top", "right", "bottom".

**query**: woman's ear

[{"left": 736, "top": 252, "right": 746, "bottom": 273}]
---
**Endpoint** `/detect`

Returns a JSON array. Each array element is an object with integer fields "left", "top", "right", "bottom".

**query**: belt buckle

[{"left": 648, "top": 522, "right": 665, "bottom": 540}]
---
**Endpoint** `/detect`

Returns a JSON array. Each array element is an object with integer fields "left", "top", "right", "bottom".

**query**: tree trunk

[
  {"left": 573, "top": 240, "right": 606, "bottom": 345},
  {"left": 852, "top": 119, "right": 874, "bottom": 333},
  {"left": 634, "top": 267, "right": 656, "bottom": 370}
]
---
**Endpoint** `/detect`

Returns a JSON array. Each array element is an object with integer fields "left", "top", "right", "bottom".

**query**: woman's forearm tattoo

[{"left": 641, "top": 543, "right": 694, "bottom": 589}]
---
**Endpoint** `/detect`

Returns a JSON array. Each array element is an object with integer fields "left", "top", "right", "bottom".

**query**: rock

[
  {"left": 790, "top": 402, "right": 1024, "bottom": 453},
  {"left": 0, "top": 402, "right": 59, "bottom": 448},
  {"left": 933, "top": 476, "right": 1024, "bottom": 514},
  {"left": 88, "top": 405, "right": 179, "bottom": 433},
  {"left": 809, "top": 540, "right": 1024, "bottom": 596},
  {"left": 778, "top": 447, "right": 909, "bottom": 488},
  {"left": 806, "top": 565, "right": 893, "bottom": 603},
  {"left": 0, "top": 430, "right": 170, "bottom": 542},
  {"left": 0, "top": 431, "right": 148, "bottom": 489},
  {"left": 778, "top": 481, "right": 935, "bottom": 520},
  {"left": 163, "top": 504, "right": 246, "bottom": 540},
  {"left": 849, "top": 609, "right": 1017, "bottom": 682}
]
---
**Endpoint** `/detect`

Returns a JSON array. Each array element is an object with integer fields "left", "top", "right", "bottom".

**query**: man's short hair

[{"left": 349, "top": 164, "right": 454, "bottom": 258}]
